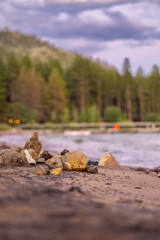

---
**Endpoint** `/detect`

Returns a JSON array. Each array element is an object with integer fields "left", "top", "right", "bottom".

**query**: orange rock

[
  {"left": 50, "top": 168, "right": 62, "bottom": 176},
  {"left": 34, "top": 166, "right": 47, "bottom": 175},
  {"left": 63, "top": 151, "right": 87, "bottom": 172},
  {"left": 99, "top": 153, "right": 120, "bottom": 168}
]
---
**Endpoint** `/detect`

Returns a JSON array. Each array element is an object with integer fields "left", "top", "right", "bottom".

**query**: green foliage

[
  {"left": 144, "top": 113, "right": 160, "bottom": 122},
  {"left": 0, "top": 29, "right": 160, "bottom": 124},
  {"left": 48, "top": 67, "right": 67, "bottom": 122},
  {"left": 0, "top": 124, "right": 11, "bottom": 131},
  {"left": 104, "top": 106, "right": 126, "bottom": 122},
  {"left": 79, "top": 105, "right": 100, "bottom": 122},
  {"left": 61, "top": 108, "right": 71, "bottom": 123},
  {"left": 0, "top": 56, "right": 7, "bottom": 122},
  {"left": 8, "top": 102, "right": 36, "bottom": 123}
]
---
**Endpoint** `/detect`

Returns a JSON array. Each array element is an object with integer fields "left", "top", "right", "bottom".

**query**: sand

[{"left": 0, "top": 162, "right": 160, "bottom": 240}]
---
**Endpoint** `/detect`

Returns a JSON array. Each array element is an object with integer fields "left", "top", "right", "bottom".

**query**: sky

[{"left": 0, "top": 0, "right": 160, "bottom": 74}]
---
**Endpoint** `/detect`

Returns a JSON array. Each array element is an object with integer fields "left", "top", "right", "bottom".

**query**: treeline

[{"left": 0, "top": 54, "right": 160, "bottom": 123}]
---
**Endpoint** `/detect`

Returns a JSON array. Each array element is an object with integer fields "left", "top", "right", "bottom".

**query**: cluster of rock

[
  {"left": 0, "top": 132, "right": 122, "bottom": 176},
  {"left": 134, "top": 166, "right": 160, "bottom": 178}
]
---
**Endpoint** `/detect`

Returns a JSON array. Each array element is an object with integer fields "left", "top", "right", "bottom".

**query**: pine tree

[
  {"left": 123, "top": 58, "right": 133, "bottom": 121},
  {"left": 0, "top": 56, "right": 7, "bottom": 122},
  {"left": 48, "top": 67, "right": 67, "bottom": 122}
]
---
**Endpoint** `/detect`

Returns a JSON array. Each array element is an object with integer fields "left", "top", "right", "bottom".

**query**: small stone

[
  {"left": 151, "top": 166, "right": 160, "bottom": 173},
  {"left": 0, "top": 156, "right": 3, "bottom": 165},
  {"left": 134, "top": 167, "right": 149, "bottom": 173},
  {"left": 34, "top": 166, "right": 47, "bottom": 175},
  {"left": 63, "top": 151, "right": 87, "bottom": 172},
  {"left": 69, "top": 186, "right": 84, "bottom": 194},
  {"left": 24, "top": 132, "right": 42, "bottom": 154},
  {"left": 61, "top": 149, "right": 69, "bottom": 156},
  {"left": 50, "top": 168, "right": 62, "bottom": 176},
  {"left": 148, "top": 172, "right": 157, "bottom": 177},
  {"left": 36, "top": 158, "right": 45, "bottom": 163},
  {"left": 40, "top": 151, "right": 52, "bottom": 160},
  {"left": 45, "top": 157, "right": 63, "bottom": 169},
  {"left": 0, "top": 149, "right": 12, "bottom": 164},
  {"left": 63, "top": 162, "right": 72, "bottom": 171},
  {"left": 87, "top": 160, "right": 99, "bottom": 166},
  {"left": 106, "top": 182, "right": 112, "bottom": 185},
  {"left": 28, "top": 149, "right": 38, "bottom": 160},
  {"left": 86, "top": 165, "right": 98, "bottom": 174},
  {"left": 24, "top": 149, "right": 36, "bottom": 165},
  {"left": 135, "top": 186, "right": 141, "bottom": 189},
  {"left": 98, "top": 153, "right": 120, "bottom": 168},
  {"left": 157, "top": 173, "right": 160, "bottom": 178}
]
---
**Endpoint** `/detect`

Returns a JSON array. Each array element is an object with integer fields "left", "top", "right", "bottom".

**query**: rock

[
  {"left": 61, "top": 149, "right": 69, "bottom": 156},
  {"left": 10, "top": 151, "right": 27, "bottom": 165},
  {"left": 63, "top": 151, "right": 87, "bottom": 172},
  {"left": 17, "top": 147, "right": 24, "bottom": 153},
  {"left": 40, "top": 151, "right": 52, "bottom": 160},
  {"left": 157, "top": 173, "right": 160, "bottom": 178},
  {"left": 45, "top": 156, "right": 63, "bottom": 169},
  {"left": 63, "top": 162, "right": 72, "bottom": 171},
  {"left": 148, "top": 172, "right": 157, "bottom": 177},
  {"left": 0, "top": 149, "right": 12, "bottom": 164},
  {"left": 0, "top": 149, "right": 27, "bottom": 165},
  {"left": 34, "top": 166, "right": 47, "bottom": 175},
  {"left": 50, "top": 168, "right": 62, "bottom": 176},
  {"left": 28, "top": 149, "right": 38, "bottom": 160},
  {"left": 69, "top": 186, "right": 84, "bottom": 194},
  {"left": 0, "top": 156, "right": 3, "bottom": 165},
  {"left": 36, "top": 158, "right": 45, "bottom": 164},
  {"left": 98, "top": 153, "right": 120, "bottom": 168},
  {"left": 24, "top": 149, "right": 36, "bottom": 165},
  {"left": 24, "top": 132, "right": 42, "bottom": 154},
  {"left": 134, "top": 167, "right": 149, "bottom": 173},
  {"left": 87, "top": 160, "right": 99, "bottom": 166},
  {"left": 86, "top": 165, "right": 98, "bottom": 174},
  {"left": 150, "top": 166, "right": 160, "bottom": 173}
]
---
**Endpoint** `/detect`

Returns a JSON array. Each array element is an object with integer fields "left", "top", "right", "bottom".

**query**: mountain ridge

[{"left": 0, "top": 27, "right": 75, "bottom": 69}]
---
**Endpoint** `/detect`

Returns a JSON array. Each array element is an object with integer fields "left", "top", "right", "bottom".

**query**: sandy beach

[{"left": 0, "top": 153, "right": 160, "bottom": 240}]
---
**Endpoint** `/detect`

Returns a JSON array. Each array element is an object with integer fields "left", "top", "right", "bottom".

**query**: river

[{"left": 0, "top": 132, "right": 160, "bottom": 168}]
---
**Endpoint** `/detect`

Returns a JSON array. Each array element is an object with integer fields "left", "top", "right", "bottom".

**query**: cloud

[{"left": 0, "top": 0, "right": 160, "bottom": 72}]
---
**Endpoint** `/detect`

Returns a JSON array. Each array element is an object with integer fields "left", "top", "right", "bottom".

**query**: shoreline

[
  {"left": 0, "top": 164, "right": 160, "bottom": 240},
  {"left": 0, "top": 140, "right": 160, "bottom": 239}
]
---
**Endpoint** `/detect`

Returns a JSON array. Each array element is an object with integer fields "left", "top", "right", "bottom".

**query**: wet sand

[{"left": 0, "top": 162, "right": 160, "bottom": 240}]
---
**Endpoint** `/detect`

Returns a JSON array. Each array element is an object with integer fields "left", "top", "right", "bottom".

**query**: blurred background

[{"left": 0, "top": 0, "right": 160, "bottom": 126}]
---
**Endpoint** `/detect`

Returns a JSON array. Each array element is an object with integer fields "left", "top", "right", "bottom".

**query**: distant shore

[{"left": 1, "top": 121, "right": 160, "bottom": 135}]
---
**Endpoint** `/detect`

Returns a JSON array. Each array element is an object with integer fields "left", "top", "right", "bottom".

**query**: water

[{"left": 0, "top": 133, "right": 160, "bottom": 168}]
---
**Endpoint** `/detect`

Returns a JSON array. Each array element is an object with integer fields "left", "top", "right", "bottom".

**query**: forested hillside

[
  {"left": 0, "top": 29, "right": 160, "bottom": 123},
  {"left": 0, "top": 28, "right": 75, "bottom": 69}
]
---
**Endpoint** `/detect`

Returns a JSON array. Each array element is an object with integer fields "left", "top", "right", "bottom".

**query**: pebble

[
  {"left": 157, "top": 173, "right": 160, "bottom": 178},
  {"left": 50, "top": 168, "right": 62, "bottom": 176},
  {"left": 148, "top": 172, "right": 157, "bottom": 177},
  {"left": 34, "top": 166, "right": 47, "bottom": 175},
  {"left": 36, "top": 158, "right": 45, "bottom": 164},
  {"left": 40, "top": 151, "right": 52, "bottom": 160},
  {"left": 86, "top": 165, "right": 98, "bottom": 174}
]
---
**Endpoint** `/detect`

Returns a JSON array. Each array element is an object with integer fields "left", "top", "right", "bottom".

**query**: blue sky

[{"left": 0, "top": 0, "right": 160, "bottom": 74}]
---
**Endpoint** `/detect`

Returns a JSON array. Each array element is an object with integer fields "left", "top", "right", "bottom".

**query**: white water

[{"left": 0, "top": 133, "right": 160, "bottom": 168}]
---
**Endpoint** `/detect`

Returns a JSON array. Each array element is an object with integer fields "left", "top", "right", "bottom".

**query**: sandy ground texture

[{"left": 0, "top": 162, "right": 160, "bottom": 240}]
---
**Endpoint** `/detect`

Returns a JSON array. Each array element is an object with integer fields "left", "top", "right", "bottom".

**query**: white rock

[{"left": 24, "top": 149, "right": 36, "bottom": 165}]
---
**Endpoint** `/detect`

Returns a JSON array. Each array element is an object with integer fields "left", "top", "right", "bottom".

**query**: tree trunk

[
  {"left": 125, "top": 79, "right": 132, "bottom": 121},
  {"left": 97, "top": 79, "right": 102, "bottom": 119}
]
